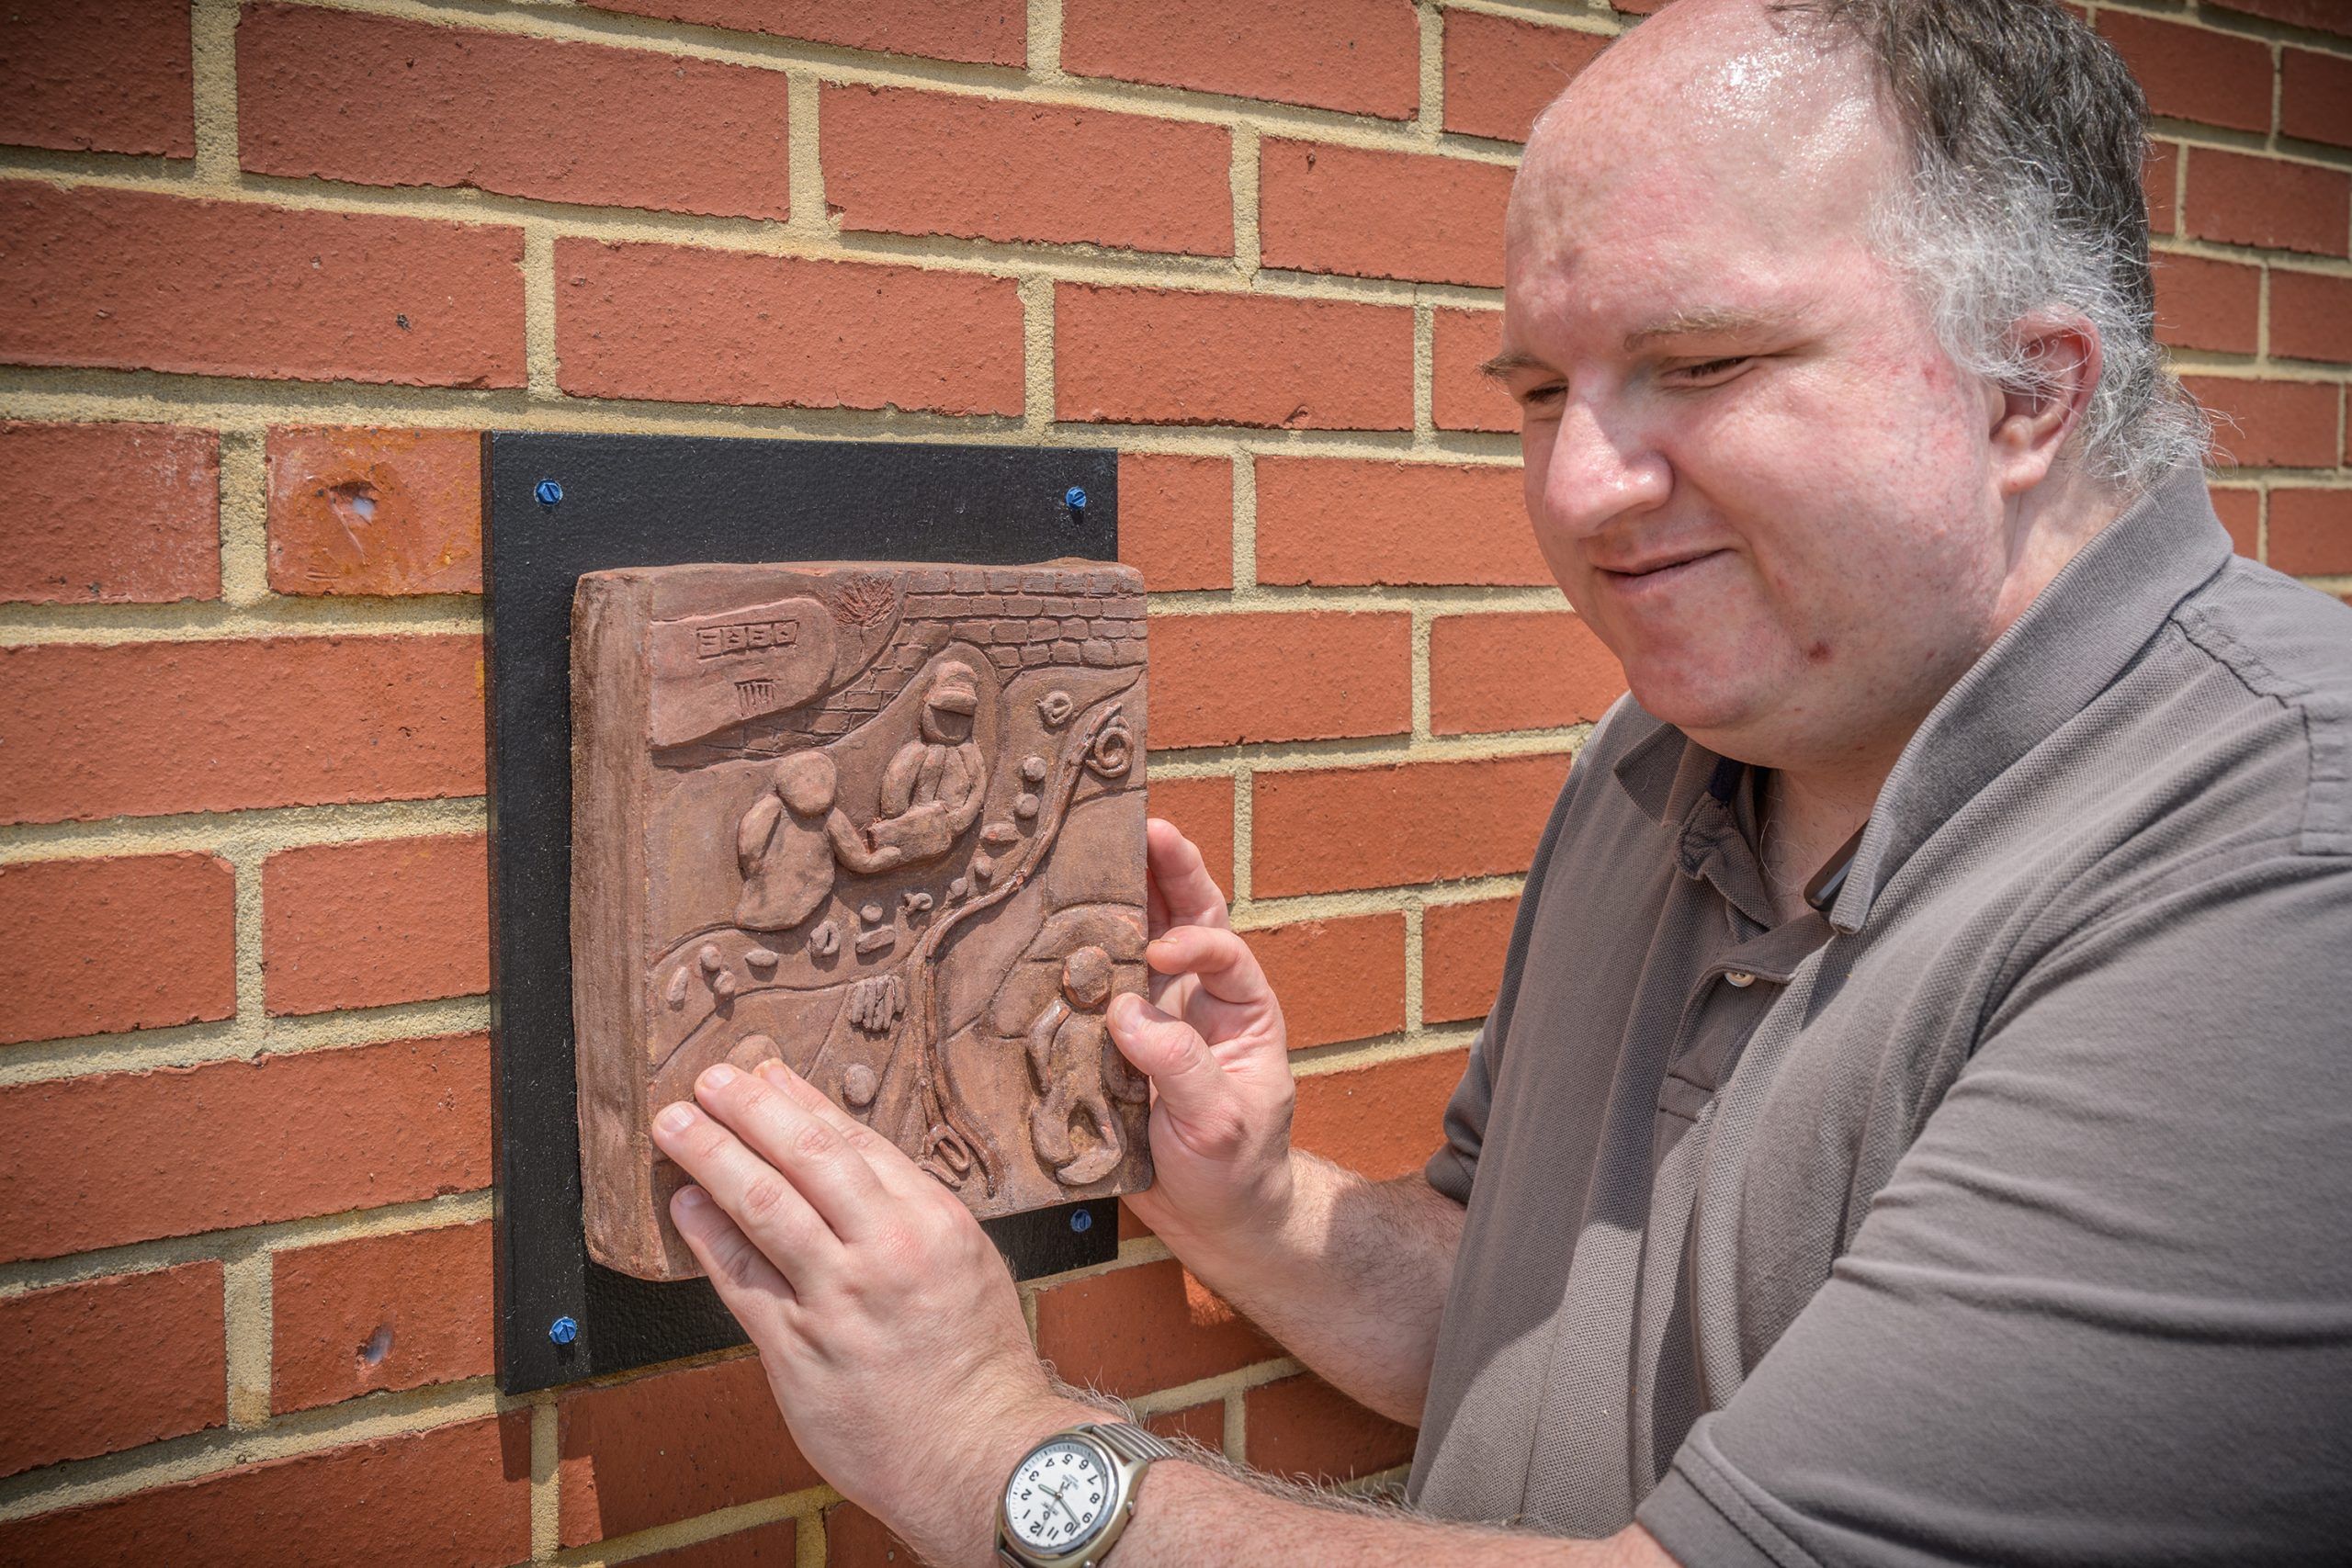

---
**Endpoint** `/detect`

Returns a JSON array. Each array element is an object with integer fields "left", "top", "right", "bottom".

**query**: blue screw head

[
  {"left": 548, "top": 1315, "right": 579, "bottom": 1346},
  {"left": 1063, "top": 486, "right": 1088, "bottom": 511},
  {"left": 1069, "top": 1208, "right": 1093, "bottom": 1234},
  {"left": 534, "top": 479, "right": 564, "bottom": 506}
]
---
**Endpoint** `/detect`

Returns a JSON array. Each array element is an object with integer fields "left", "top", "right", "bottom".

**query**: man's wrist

[{"left": 963, "top": 1395, "right": 1111, "bottom": 1565}]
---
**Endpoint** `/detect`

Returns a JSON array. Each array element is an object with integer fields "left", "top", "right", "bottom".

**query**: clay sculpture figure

[{"left": 571, "top": 560, "right": 1151, "bottom": 1280}]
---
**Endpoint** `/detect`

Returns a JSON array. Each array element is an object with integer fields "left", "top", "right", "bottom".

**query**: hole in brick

[
  {"left": 325, "top": 482, "right": 379, "bottom": 525},
  {"left": 358, "top": 1322, "right": 394, "bottom": 1366}
]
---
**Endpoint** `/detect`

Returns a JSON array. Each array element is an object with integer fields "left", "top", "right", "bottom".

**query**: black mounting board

[{"left": 484, "top": 432, "right": 1122, "bottom": 1395}]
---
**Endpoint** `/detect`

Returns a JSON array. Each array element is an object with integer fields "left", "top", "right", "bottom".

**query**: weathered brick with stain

[
  {"left": 0, "top": 0, "right": 194, "bottom": 158},
  {"left": 266, "top": 426, "right": 482, "bottom": 596},
  {"left": 0, "top": 852, "right": 236, "bottom": 1047},
  {"left": 271, "top": 1222, "right": 493, "bottom": 1412},
  {"left": 1259, "top": 140, "right": 1514, "bottom": 288},
  {"left": 0, "top": 421, "right": 219, "bottom": 604},
  {"left": 1150, "top": 610, "right": 1412, "bottom": 748}
]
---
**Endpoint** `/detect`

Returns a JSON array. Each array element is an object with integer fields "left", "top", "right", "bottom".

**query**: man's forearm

[
  {"left": 1149, "top": 1150, "right": 1465, "bottom": 1425},
  {"left": 1110, "top": 1455, "right": 1673, "bottom": 1568}
]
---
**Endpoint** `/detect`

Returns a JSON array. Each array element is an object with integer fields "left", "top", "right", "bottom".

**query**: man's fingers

[
  {"left": 752, "top": 1058, "right": 930, "bottom": 1201},
  {"left": 1145, "top": 922, "right": 1274, "bottom": 1011},
  {"left": 690, "top": 1063, "right": 895, "bottom": 1243},
  {"left": 670, "top": 1184, "right": 797, "bottom": 1318},
  {"left": 1106, "top": 991, "right": 1242, "bottom": 1137},
  {"left": 652, "top": 1093, "right": 842, "bottom": 1280},
  {"left": 1145, "top": 818, "right": 1231, "bottom": 935}
]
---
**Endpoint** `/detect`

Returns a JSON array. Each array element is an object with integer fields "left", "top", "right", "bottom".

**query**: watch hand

[{"left": 1042, "top": 1479, "right": 1082, "bottom": 1526}]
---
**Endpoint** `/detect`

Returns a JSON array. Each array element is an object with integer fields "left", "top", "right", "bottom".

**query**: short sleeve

[
  {"left": 1637, "top": 853, "right": 2352, "bottom": 1567},
  {"left": 1423, "top": 1021, "right": 1498, "bottom": 1204}
]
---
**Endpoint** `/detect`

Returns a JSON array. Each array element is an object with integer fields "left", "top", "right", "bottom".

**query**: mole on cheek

[{"left": 1806, "top": 640, "right": 1833, "bottom": 663}]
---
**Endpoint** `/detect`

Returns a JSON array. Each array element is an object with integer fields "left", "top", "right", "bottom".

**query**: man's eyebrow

[
  {"left": 1622, "top": 306, "right": 1792, "bottom": 351},
  {"left": 1477, "top": 350, "right": 1552, "bottom": 382}
]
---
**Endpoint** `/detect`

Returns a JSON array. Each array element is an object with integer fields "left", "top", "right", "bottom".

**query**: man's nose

[{"left": 1536, "top": 399, "right": 1669, "bottom": 539}]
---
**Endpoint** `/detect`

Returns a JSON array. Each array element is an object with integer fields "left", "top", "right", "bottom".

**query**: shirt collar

[
  {"left": 1828, "top": 462, "right": 2231, "bottom": 932},
  {"left": 1611, "top": 462, "right": 2232, "bottom": 933}
]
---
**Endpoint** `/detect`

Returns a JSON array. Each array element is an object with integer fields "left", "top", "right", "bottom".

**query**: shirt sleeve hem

[
  {"left": 1636, "top": 1445, "right": 1821, "bottom": 1568},
  {"left": 1423, "top": 1145, "right": 1475, "bottom": 1205}
]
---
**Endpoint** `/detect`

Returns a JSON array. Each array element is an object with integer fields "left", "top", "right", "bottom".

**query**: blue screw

[
  {"left": 1064, "top": 486, "right": 1088, "bottom": 511},
  {"left": 1069, "top": 1208, "right": 1093, "bottom": 1234},
  {"left": 534, "top": 479, "right": 564, "bottom": 506},
  {"left": 548, "top": 1315, "right": 579, "bottom": 1346}
]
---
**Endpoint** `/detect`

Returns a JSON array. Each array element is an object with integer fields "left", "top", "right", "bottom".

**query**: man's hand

[
  {"left": 1111, "top": 818, "right": 1299, "bottom": 1247},
  {"left": 650, "top": 1058, "right": 1093, "bottom": 1568}
]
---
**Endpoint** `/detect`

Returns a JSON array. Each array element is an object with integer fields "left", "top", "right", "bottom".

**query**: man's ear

[{"left": 1989, "top": 310, "right": 2102, "bottom": 496}]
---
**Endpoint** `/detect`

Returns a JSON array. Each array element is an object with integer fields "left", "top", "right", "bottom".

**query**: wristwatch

[{"left": 997, "top": 1420, "right": 1176, "bottom": 1567}]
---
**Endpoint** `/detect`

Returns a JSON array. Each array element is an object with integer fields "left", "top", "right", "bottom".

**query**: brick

[
  {"left": 1443, "top": 12, "right": 1609, "bottom": 142},
  {"left": 2267, "top": 489, "right": 2352, "bottom": 576},
  {"left": 1243, "top": 1372, "right": 1416, "bottom": 1483},
  {"left": 2269, "top": 268, "right": 2352, "bottom": 365},
  {"left": 1146, "top": 1398, "right": 1227, "bottom": 1450},
  {"left": 0, "top": 1261, "right": 225, "bottom": 1479},
  {"left": 2183, "top": 149, "right": 2351, "bottom": 257},
  {"left": 1061, "top": 0, "right": 1420, "bottom": 119},
  {"left": 826, "top": 1503, "right": 919, "bottom": 1567},
  {"left": 0, "top": 421, "right": 219, "bottom": 604},
  {"left": 1146, "top": 773, "right": 1236, "bottom": 897},
  {"left": 1255, "top": 458, "right": 1547, "bottom": 587},
  {"left": 1252, "top": 752, "right": 1569, "bottom": 897},
  {"left": 2183, "top": 375, "right": 2342, "bottom": 469},
  {"left": 0, "top": 1033, "right": 490, "bottom": 1263},
  {"left": 1057, "top": 286, "right": 1413, "bottom": 431},
  {"left": 2284, "top": 49, "right": 2352, "bottom": 148},
  {"left": 634, "top": 1520, "right": 801, "bottom": 1567},
  {"left": 2205, "top": 0, "right": 2352, "bottom": 39},
  {"left": 1260, "top": 140, "right": 1513, "bottom": 288},
  {"left": 2145, "top": 140, "right": 2178, "bottom": 235},
  {"left": 1151, "top": 611, "right": 1411, "bottom": 748},
  {"left": 1432, "top": 310, "right": 1521, "bottom": 434},
  {"left": 0, "top": 181, "right": 525, "bottom": 387},
  {"left": 271, "top": 1222, "right": 491, "bottom": 1413},
  {"left": 2151, "top": 252, "right": 2262, "bottom": 355},
  {"left": 823, "top": 85, "right": 1230, "bottom": 255},
  {"left": 1033, "top": 1257, "right": 1278, "bottom": 1398},
  {"left": 558, "top": 240, "right": 1023, "bottom": 415},
  {"left": 0, "top": 1414, "right": 530, "bottom": 1568},
  {"left": 1290, "top": 1047, "right": 1468, "bottom": 1179},
  {"left": 1247, "top": 912, "right": 1407, "bottom": 1050},
  {"left": 558, "top": 1354, "right": 820, "bottom": 1545},
  {"left": 1118, "top": 454, "right": 1233, "bottom": 591},
  {"left": 581, "top": 0, "right": 1023, "bottom": 65},
  {"left": 0, "top": 634, "right": 483, "bottom": 826},
  {"left": 0, "top": 852, "right": 235, "bottom": 1047},
  {"left": 1423, "top": 897, "right": 1517, "bottom": 1024},
  {"left": 266, "top": 427, "right": 481, "bottom": 596},
  {"left": 238, "top": 6, "right": 790, "bottom": 220},
  {"left": 2094, "top": 12, "right": 2272, "bottom": 135},
  {"left": 1430, "top": 611, "right": 1625, "bottom": 736},
  {"left": 0, "top": 0, "right": 193, "bottom": 157},
  {"left": 263, "top": 834, "right": 489, "bottom": 1015},
  {"left": 2211, "top": 486, "right": 2262, "bottom": 558}
]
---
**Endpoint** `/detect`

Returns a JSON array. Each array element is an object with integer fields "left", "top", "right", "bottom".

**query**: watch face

[{"left": 1004, "top": 1438, "right": 1114, "bottom": 1555}]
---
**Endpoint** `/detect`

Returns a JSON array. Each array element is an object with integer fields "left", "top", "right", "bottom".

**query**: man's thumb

[{"left": 1106, "top": 992, "right": 1232, "bottom": 1131}]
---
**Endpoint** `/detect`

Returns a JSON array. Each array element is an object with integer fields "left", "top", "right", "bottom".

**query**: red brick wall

[{"left": 0, "top": 1, "right": 2343, "bottom": 1560}]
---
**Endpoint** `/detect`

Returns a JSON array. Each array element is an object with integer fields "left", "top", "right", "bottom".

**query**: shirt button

[{"left": 1724, "top": 970, "right": 1756, "bottom": 988}]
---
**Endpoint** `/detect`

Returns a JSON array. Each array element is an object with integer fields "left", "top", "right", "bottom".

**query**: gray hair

[{"left": 1773, "top": 0, "right": 2206, "bottom": 491}]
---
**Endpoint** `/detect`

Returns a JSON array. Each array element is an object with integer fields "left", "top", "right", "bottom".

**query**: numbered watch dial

[{"left": 1004, "top": 1438, "right": 1114, "bottom": 1554}]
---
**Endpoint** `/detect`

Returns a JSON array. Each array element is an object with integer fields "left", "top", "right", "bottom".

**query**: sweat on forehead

[{"left": 1507, "top": 0, "right": 1899, "bottom": 258}]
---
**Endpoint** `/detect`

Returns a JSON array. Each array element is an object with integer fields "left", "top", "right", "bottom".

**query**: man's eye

[
  {"left": 1516, "top": 382, "right": 1567, "bottom": 408},
  {"left": 1670, "top": 356, "right": 1750, "bottom": 383}
]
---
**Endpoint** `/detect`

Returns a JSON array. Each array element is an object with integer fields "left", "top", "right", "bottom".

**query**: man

[{"left": 646, "top": 0, "right": 2352, "bottom": 1562}]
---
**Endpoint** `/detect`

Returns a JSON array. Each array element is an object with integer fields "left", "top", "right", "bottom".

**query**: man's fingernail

[
  {"left": 656, "top": 1101, "right": 695, "bottom": 1135},
  {"left": 673, "top": 1185, "right": 707, "bottom": 1212},
  {"left": 699, "top": 1063, "right": 740, "bottom": 1092}
]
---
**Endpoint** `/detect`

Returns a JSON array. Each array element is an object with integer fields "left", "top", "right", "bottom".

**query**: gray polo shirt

[{"left": 1407, "top": 465, "right": 2352, "bottom": 1563}]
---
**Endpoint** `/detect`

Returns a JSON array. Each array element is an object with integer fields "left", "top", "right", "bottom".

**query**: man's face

[{"left": 1496, "top": 6, "right": 2015, "bottom": 770}]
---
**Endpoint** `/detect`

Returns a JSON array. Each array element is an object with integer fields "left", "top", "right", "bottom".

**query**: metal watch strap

[{"left": 1081, "top": 1421, "right": 1178, "bottom": 1465}]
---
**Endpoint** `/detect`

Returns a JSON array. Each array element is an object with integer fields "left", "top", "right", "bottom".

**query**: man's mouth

[{"left": 1594, "top": 547, "right": 1728, "bottom": 583}]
